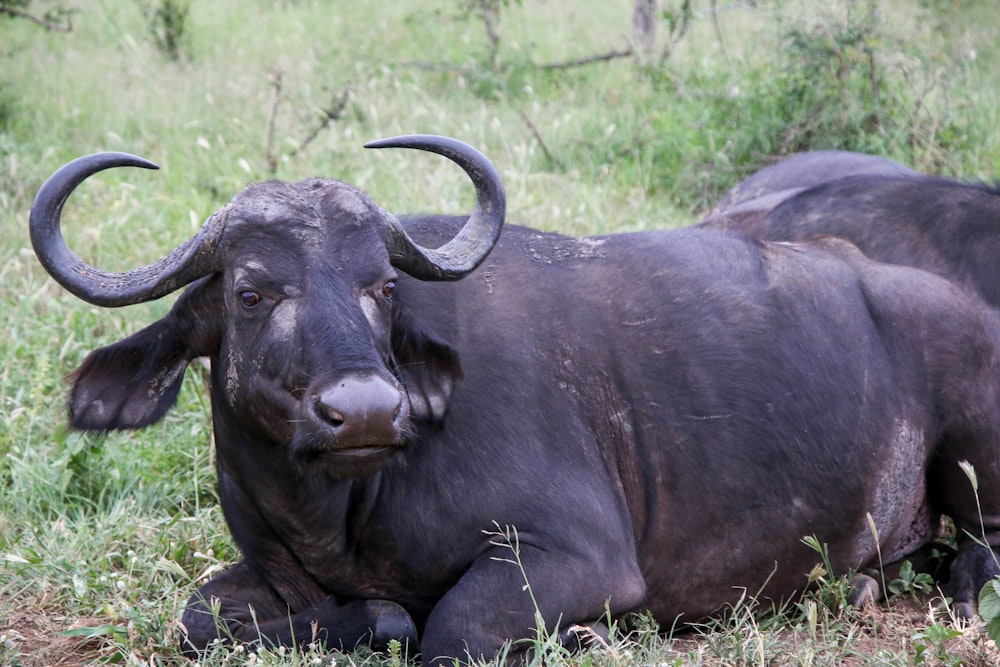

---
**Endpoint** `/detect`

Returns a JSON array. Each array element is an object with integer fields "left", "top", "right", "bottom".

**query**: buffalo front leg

[
  {"left": 178, "top": 560, "right": 417, "bottom": 658},
  {"left": 419, "top": 539, "right": 645, "bottom": 666}
]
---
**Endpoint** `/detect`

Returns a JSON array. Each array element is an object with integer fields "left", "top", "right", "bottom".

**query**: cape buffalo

[
  {"left": 699, "top": 152, "right": 1000, "bottom": 310},
  {"left": 707, "top": 149, "right": 917, "bottom": 220},
  {"left": 31, "top": 137, "right": 1000, "bottom": 665}
]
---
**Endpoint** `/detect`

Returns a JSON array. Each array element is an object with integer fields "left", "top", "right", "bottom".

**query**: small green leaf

[
  {"left": 61, "top": 624, "right": 128, "bottom": 640},
  {"left": 989, "top": 615, "right": 1000, "bottom": 644},
  {"left": 978, "top": 577, "right": 1000, "bottom": 630}
]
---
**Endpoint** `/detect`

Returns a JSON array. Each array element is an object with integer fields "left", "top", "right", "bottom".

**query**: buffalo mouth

[
  {"left": 290, "top": 438, "right": 405, "bottom": 478},
  {"left": 330, "top": 445, "right": 395, "bottom": 457}
]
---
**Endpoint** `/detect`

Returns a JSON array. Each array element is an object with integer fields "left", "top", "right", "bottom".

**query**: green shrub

[{"left": 138, "top": 0, "right": 191, "bottom": 61}]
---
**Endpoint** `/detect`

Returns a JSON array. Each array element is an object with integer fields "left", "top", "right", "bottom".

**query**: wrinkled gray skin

[
  {"left": 34, "top": 145, "right": 1000, "bottom": 666},
  {"left": 703, "top": 150, "right": 919, "bottom": 229}
]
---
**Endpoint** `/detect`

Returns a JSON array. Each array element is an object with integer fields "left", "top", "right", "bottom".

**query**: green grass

[{"left": 3, "top": 0, "right": 1000, "bottom": 664}]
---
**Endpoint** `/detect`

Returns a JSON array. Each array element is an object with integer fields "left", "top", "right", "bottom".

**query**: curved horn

[
  {"left": 30, "top": 152, "right": 225, "bottom": 307},
  {"left": 364, "top": 135, "right": 506, "bottom": 280}
]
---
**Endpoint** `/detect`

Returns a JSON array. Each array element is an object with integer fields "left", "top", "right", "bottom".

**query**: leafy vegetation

[
  {"left": 137, "top": 0, "right": 191, "bottom": 61},
  {"left": 2, "top": 0, "right": 1000, "bottom": 664},
  {"left": 889, "top": 560, "right": 936, "bottom": 598}
]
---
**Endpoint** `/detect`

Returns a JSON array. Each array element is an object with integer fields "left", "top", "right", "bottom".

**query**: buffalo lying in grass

[
  {"left": 709, "top": 150, "right": 917, "bottom": 214},
  {"left": 31, "top": 137, "right": 1000, "bottom": 664},
  {"left": 699, "top": 151, "right": 1000, "bottom": 310}
]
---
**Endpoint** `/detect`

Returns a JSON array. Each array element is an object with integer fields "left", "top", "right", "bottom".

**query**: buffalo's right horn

[
  {"left": 30, "top": 152, "right": 225, "bottom": 307},
  {"left": 365, "top": 135, "right": 506, "bottom": 280}
]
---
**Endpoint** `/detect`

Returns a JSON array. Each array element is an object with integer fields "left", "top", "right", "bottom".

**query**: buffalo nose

[{"left": 312, "top": 376, "right": 404, "bottom": 446}]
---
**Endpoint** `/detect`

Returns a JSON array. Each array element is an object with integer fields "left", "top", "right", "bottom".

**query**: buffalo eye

[
  {"left": 381, "top": 280, "right": 396, "bottom": 300},
  {"left": 239, "top": 290, "right": 261, "bottom": 308}
]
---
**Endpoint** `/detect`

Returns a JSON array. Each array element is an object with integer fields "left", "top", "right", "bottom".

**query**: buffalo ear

[
  {"left": 67, "top": 277, "right": 221, "bottom": 431},
  {"left": 391, "top": 308, "right": 462, "bottom": 424},
  {"left": 67, "top": 320, "right": 195, "bottom": 430}
]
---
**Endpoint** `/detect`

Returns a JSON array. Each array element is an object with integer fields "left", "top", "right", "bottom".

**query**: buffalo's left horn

[
  {"left": 365, "top": 134, "right": 506, "bottom": 280},
  {"left": 30, "top": 152, "right": 225, "bottom": 307}
]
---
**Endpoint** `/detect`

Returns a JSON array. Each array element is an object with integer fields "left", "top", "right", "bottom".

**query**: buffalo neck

[{"left": 209, "top": 393, "right": 374, "bottom": 564}]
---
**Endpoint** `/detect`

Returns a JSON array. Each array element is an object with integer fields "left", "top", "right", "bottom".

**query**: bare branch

[
  {"left": 710, "top": 0, "right": 730, "bottom": 64},
  {"left": 867, "top": 49, "right": 884, "bottom": 135},
  {"left": 659, "top": 0, "right": 693, "bottom": 65},
  {"left": 393, "top": 60, "right": 468, "bottom": 72},
  {"left": 0, "top": 4, "right": 73, "bottom": 32},
  {"left": 262, "top": 67, "right": 350, "bottom": 174},
  {"left": 537, "top": 47, "right": 634, "bottom": 71},
  {"left": 289, "top": 87, "right": 352, "bottom": 159},
  {"left": 478, "top": 0, "right": 501, "bottom": 70},
  {"left": 632, "top": 0, "right": 658, "bottom": 61},
  {"left": 265, "top": 68, "right": 284, "bottom": 175},
  {"left": 518, "top": 110, "right": 563, "bottom": 170}
]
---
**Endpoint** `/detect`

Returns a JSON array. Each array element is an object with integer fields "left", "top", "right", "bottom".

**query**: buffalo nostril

[{"left": 315, "top": 398, "right": 346, "bottom": 429}]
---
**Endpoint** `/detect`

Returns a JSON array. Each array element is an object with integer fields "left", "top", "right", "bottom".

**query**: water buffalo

[
  {"left": 31, "top": 137, "right": 1000, "bottom": 665},
  {"left": 702, "top": 150, "right": 919, "bottom": 229},
  {"left": 698, "top": 152, "right": 1000, "bottom": 310}
]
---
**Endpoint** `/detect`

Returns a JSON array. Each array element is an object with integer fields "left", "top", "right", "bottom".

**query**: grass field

[{"left": 3, "top": 0, "right": 1000, "bottom": 664}]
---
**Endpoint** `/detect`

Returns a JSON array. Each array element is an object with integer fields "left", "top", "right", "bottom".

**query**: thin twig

[
  {"left": 866, "top": 49, "right": 884, "bottom": 134},
  {"left": 0, "top": 4, "right": 73, "bottom": 32},
  {"left": 393, "top": 60, "right": 469, "bottom": 72},
  {"left": 265, "top": 69, "right": 284, "bottom": 175},
  {"left": 400, "top": 49, "right": 634, "bottom": 73},
  {"left": 710, "top": 0, "right": 730, "bottom": 64},
  {"left": 659, "top": 0, "right": 693, "bottom": 65},
  {"left": 478, "top": 0, "right": 501, "bottom": 70},
  {"left": 288, "top": 87, "right": 352, "bottom": 159},
  {"left": 519, "top": 110, "right": 563, "bottom": 170},
  {"left": 537, "top": 47, "right": 634, "bottom": 70}
]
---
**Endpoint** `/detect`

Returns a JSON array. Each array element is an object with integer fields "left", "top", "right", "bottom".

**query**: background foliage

[{"left": 2, "top": 0, "right": 1000, "bottom": 664}]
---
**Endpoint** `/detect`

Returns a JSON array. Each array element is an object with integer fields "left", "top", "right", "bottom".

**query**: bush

[
  {"left": 717, "top": 0, "right": 980, "bottom": 173},
  {"left": 559, "top": 0, "right": 989, "bottom": 215},
  {"left": 138, "top": 0, "right": 190, "bottom": 61}
]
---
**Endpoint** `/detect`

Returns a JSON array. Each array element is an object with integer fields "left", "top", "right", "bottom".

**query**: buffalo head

[{"left": 31, "top": 135, "right": 506, "bottom": 478}]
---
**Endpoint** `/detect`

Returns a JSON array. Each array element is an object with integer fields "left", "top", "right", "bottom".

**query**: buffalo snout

[
  {"left": 312, "top": 375, "right": 406, "bottom": 443},
  {"left": 290, "top": 374, "right": 411, "bottom": 476}
]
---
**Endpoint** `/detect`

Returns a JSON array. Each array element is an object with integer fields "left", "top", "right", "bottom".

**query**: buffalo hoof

[
  {"left": 368, "top": 600, "right": 419, "bottom": 654},
  {"left": 558, "top": 621, "right": 610, "bottom": 651},
  {"left": 949, "top": 543, "right": 1000, "bottom": 623},
  {"left": 848, "top": 572, "right": 881, "bottom": 609},
  {"left": 953, "top": 601, "right": 978, "bottom": 623}
]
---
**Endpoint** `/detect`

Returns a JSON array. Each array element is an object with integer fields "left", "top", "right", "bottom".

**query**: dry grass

[{"left": 2, "top": 596, "right": 104, "bottom": 667}]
